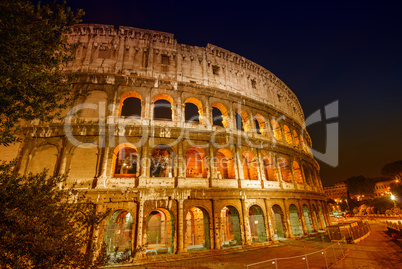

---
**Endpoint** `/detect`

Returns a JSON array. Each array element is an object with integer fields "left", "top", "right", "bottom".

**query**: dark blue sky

[{"left": 53, "top": 0, "right": 402, "bottom": 185}]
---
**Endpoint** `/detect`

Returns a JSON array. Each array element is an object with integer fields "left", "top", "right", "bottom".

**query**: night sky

[{"left": 44, "top": 0, "right": 402, "bottom": 186}]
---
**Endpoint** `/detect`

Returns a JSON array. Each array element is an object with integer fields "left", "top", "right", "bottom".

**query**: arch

[
  {"left": 311, "top": 204, "right": 320, "bottom": 232},
  {"left": 151, "top": 145, "right": 174, "bottom": 177},
  {"left": 270, "top": 119, "right": 282, "bottom": 141},
  {"left": 318, "top": 205, "right": 326, "bottom": 229},
  {"left": 242, "top": 151, "right": 258, "bottom": 180},
  {"left": 104, "top": 210, "right": 133, "bottom": 256},
  {"left": 278, "top": 157, "right": 292, "bottom": 183},
  {"left": 185, "top": 97, "right": 203, "bottom": 124},
  {"left": 215, "top": 148, "right": 235, "bottom": 179},
  {"left": 293, "top": 130, "right": 300, "bottom": 147},
  {"left": 119, "top": 91, "right": 142, "bottom": 118},
  {"left": 185, "top": 207, "right": 211, "bottom": 251},
  {"left": 293, "top": 161, "right": 303, "bottom": 184},
  {"left": 186, "top": 147, "right": 207, "bottom": 178},
  {"left": 302, "top": 204, "right": 313, "bottom": 234},
  {"left": 29, "top": 144, "right": 58, "bottom": 175},
  {"left": 289, "top": 204, "right": 303, "bottom": 237},
  {"left": 221, "top": 206, "right": 242, "bottom": 247},
  {"left": 253, "top": 114, "right": 267, "bottom": 135},
  {"left": 212, "top": 103, "right": 229, "bottom": 128},
  {"left": 302, "top": 164, "right": 313, "bottom": 186},
  {"left": 248, "top": 205, "right": 267, "bottom": 243},
  {"left": 262, "top": 155, "right": 277, "bottom": 181},
  {"left": 235, "top": 108, "right": 250, "bottom": 132},
  {"left": 283, "top": 125, "right": 293, "bottom": 145},
  {"left": 271, "top": 204, "right": 286, "bottom": 239},
  {"left": 154, "top": 94, "right": 174, "bottom": 121},
  {"left": 68, "top": 147, "right": 98, "bottom": 181},
  {"left": 78, "top": 90, "right": 108, "bottom": 119},
  {"left": 113, "top": 144, "right": 138, "bottom": 177},
  {"left": 146, "top": 208, "right": 174, "bottom": 255},
  {"left": 300, "top": 133, "right": 308, "bottom": 153}
]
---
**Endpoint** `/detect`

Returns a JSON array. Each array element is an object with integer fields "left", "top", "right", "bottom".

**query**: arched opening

[
  {"left": 221, "top": 206, "right": 242, "bottom": 247},
  {"left": 235, "top": 113, "right": 243, "bottom": 131},
  {"left": 271, "top": 119, "right": 282, "bottom": 141},
  {"left": 151, "top": 145, "right": 174, "bottom": 178},
  {"left": 303, "top": 205, "right": 313, "bottom": 234},
  {"left": 29, "top": 144, "right": 58, "bottom": 175},
  {"left": 242, "top": 151, "right": 258, "bottom": 180},
  {"left": 104, "top": 210, "right": 133, "bottom": 257},
  {"left": 312, "top": 204, "right": 320, "bottom": 232},
  {"left": 146, "top": 208, "right": 174, "bottom": 255},
  {"left": 249, "top": 205, "right": 267, "bottom": 243},
  {"left": 293, "top": 130, "right": 300, "bottom": 147},
  {"left": 293, "top": 161, "right": 303, "bottom": 184},
  {"left": 153, "top": 94, "right": 174, "bottom": 121},
  {"left": 185, "top": 98, "right": 203, "bottom": 124},
  {"left": 319, "top": 205, "right": 326, "bottom": 229},
  {"left": 119, "top": 91, "right": 142, "bottom": 118},
  {"left": 278, "top": 157, "right": 292, "bottom": 183},
  {"left": 303, "top": 164, "right": 313, "bottom": 186},
  {"left": 235, "top": 109, "right": 250, "bottom": 132},
  {"left": 185, "top": 207, "right": 211, "bottom": 251},
  {"left": 254, "top": 114, "right": 267, "bottom": 135},
  {"left": 212, "top": 103, "right": 229, "bottom": 128},
  {"left": 272, "top": 205, "right": 286, "bottom": 239},
  {"left": 300, "top": 133, "right": 308, "bottom": 153},
  {"left": 215, "top": 149, "right": 235, "bottom": 179},
  {"left": 186, "top": 147, "right": 207, "bottom": 178},
  {"left": 283, "top": 125, "right": 293, "bottom": 145},
  {"left": 289, "top": 204, "right": 303, "bottom": 237},
  {"left": 263, "top": 155, "right": 277, "bottom": 181},
  {"left": 113, "top": 144, "right": 138, "bottom": 177}
]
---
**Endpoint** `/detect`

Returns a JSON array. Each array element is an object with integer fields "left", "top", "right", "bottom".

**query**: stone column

[
  {"left": 264, "top": 199, "right": 275, "bottom": 241},
  {"left": 177, "top": 199, "right": 185, "bottom": 253},
  {"left": 290, "top": 157, "right": 299, "bottom": 190},
  {"left": 308, "top": 199, "right": 318, "bottom": 232},
  {"left": 211, "top": 199, "right": 221, "bottom": 249},
  {"left": 241, "top": 198, "right": 251, "bottom": 245},
  {"left": 275, "top": 155, "right": 284, "bottom": 189},
  {"left": 135, "top": 200, "right": 145, "bottom": 258},
  {"left": 298, "top": 200, "right": 308, "bottom": 235},
  {"left": 283, "top": 199, "right": 294, "bottom": 238}
]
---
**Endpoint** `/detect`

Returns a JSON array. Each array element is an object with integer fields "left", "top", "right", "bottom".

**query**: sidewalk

[{"left": 110, "top": 222, "right": 402, "bottom": 268}]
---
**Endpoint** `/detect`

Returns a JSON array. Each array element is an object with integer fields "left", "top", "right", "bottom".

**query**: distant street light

[{"left": 391, "top": 194, "right": 397, "bottom": 208}]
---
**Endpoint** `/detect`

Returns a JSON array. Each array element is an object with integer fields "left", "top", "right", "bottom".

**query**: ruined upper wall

[{"left": 65, "top": 24, "right": 305, "bottom": 125}]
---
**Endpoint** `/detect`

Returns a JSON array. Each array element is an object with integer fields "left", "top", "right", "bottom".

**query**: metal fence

[{"left": 246, "top": 239, "right": 348, "bottom": 269}]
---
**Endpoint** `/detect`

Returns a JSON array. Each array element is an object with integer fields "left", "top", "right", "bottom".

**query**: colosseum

[{"left": 3, "top": 24, "right": 329, "bottom": 260}]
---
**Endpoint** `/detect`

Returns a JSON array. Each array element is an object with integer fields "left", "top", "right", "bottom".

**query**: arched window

[
  {"left": 235, "top": 113, "right": 243, "bottom": 131},
  {"left": 248, "top": 205, "right": 267, "bottom": 243},
  {"left": 215, "top": 149, "right": 235, "bottom": 179},
  {"left": 235, "top": 109, "right": 250, "bottom": 132},
  {"left": 119, "top": 91, "right": 142, "bottom": 118},
  {"left": 151, "top": 145, "right": 174, "bottom": 177},
  {"left": 185, "top": 98, "right": 203, "bottom": 124},
  {"left": 104, "top": 210, "right": 133, "bottom": 256},
  {"left": 263, "top": 155, "right": 277, "bottom": 181},
  {"left": 212, "top": 103, "right": 229, "bottom": 128},
  {"left": 154, "top": 94, "right": 174, "bottom": 121},
  {"left": 293, "top": 130, "right": 300, "bottom": 147},
  {"left": 293, "top": 161, "right": 303, "bottom": 184},
  {"left": 242, "top": 151, "right": 258, "bottom": 180},
  {"left": 254, "top": 114, "right": 267, "bottom": 135},
  {"left": 113, "top": 144, "right": 138, "bottom": 177},
  {"left": 121, "top": 97, "right": 141, "bottom": 118},
  {"left": 283, "top": 125, "right": 293, "bottom": 145},
  {"left": 186, "top": 147, "right": 207, "bottom": 178},
  {"left": 271, "top": 119, "right": 282, "bottom": 141},
  {"left": 278, "top": 157, "right": 292, "bottom": 182}
]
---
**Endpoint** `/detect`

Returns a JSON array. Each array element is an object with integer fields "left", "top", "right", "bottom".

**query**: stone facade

[{"left": 2, "top": 24, "right": 329, "bottom": 259}]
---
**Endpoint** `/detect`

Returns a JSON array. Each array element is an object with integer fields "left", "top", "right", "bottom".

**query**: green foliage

[
  {"left": 0, "top": 161, "right": 110, "bottom": 268},
  {"left": 346, "top": 175, "right": 375, "bottom": 197},
  {"left": 0, "top": 0, "right": 85, "bottom": 146},
  {"left": 381, "top": 160, "right": 402, "bottom": 181}
]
